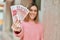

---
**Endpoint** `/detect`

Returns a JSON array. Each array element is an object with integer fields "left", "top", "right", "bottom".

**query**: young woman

[{"left": 11, "top": 3, "right": 43, "bottom": 40}]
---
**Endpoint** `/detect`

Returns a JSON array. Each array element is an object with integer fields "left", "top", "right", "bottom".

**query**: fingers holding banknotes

[{"left": 11, "top": 20, "right": 22, "bottom": 33}]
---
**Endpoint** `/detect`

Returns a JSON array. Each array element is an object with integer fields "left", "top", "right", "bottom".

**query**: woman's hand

[{"left": 11, "top": 20, "right": 22, "bottom": 34}]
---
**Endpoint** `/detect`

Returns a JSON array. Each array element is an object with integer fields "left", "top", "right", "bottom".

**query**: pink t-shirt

[{"left": 15, "top": 21, "right": 43, "bottom": 40}]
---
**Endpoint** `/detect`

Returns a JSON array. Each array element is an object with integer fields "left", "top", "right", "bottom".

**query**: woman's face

[{"left": 29, "top": 6, "right": 38, "bottom": 20}]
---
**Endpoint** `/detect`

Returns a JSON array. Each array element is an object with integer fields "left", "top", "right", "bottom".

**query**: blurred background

[{"left": 0, "top": 0, "right": 60, "bottom": 40}]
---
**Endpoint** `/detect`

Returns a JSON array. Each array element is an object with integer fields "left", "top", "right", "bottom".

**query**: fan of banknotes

[{"left": 11, "top": 5, "right": 29, "bottom": 23}]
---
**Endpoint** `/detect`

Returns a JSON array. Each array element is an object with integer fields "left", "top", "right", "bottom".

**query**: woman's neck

[
  {"left": 29, "top": 19, "right": 35, "bottom": 23},
  {"left": 29, "top": 19, "right": 34, "bottom": 21},
  {"left": 29, "top": 19, "right": 38, "bottom": 24}
]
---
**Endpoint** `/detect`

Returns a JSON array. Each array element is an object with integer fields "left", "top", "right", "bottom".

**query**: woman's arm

[
  {"left": 40, "top": 24, "right": 44, "bottom": 40},
  {"left": 40, "top": 29, "right": 43, "bottom": 40}
]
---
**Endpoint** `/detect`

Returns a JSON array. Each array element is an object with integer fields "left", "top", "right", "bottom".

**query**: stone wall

[{"left": 42, "top": 0, "right": 60, "bottom": 40}]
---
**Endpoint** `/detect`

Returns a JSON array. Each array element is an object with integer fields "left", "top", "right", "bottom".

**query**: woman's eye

[
  {"left": 30, "top": 9, "right": 32, "bottom": 11},
  {"left": 34, "top": 10, "right": 37, "bottom": 12},
  {"left": 29, "top": 9, "right": 37, "bottom": 12}
]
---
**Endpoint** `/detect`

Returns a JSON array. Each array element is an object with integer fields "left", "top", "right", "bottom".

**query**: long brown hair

[{"left": 24, "top": 3, "right": 39, "bottom": 23}]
